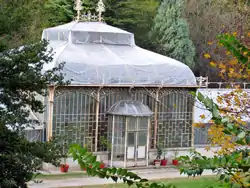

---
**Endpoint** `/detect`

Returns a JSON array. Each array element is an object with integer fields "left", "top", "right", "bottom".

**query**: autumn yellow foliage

[{"left": 197, "top": 31, "right": 250, "bottom": 155}]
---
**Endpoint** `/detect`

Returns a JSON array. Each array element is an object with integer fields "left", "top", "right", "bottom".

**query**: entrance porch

[{"left": 106, "top": 100, "right": 152, "bottom": 168}]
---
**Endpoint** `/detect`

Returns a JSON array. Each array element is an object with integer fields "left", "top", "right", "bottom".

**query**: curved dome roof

[
  {"left": 42, "top": 21, "right": 197, "bottom": 86},
  {"left": 107, "top": 100, "right": 153, "bottom": 117}
]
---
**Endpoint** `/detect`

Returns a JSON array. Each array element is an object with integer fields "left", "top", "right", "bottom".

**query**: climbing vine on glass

[{"left": 69, "top": 144, "right": 176, "bottom": 188}]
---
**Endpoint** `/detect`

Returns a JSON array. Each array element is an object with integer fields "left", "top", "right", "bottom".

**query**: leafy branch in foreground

[
  {"left": 0, "top": 121, "right": 66, "bottom": 188},
  {"left": 69, "top": 144, "right": 176, "bottom": 188},
  {"left": 183, "top": 91, "right": 250, "bottom": 187}
]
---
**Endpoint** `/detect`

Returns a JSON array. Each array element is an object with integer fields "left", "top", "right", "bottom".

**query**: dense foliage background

[
  {"left": 0, "top": 0, "right": 249, "bottom": 187},
  {"left": 1, "top": 0, "right": 249, "bottom": 77}
]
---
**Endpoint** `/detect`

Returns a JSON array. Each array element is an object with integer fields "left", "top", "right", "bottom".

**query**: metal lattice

[
  {"left": 53, "top": 91, "right": 96, "bottom": 151},
  {"left": 51, "top": 87, "right": 195, "bottom": 151},
  {"left": 157, "top": 89, "right": 194, "bottom": 148}
]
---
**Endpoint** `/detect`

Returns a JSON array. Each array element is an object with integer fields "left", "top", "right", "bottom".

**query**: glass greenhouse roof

[
  {"left": 42, "top": 21, "right": 197, "bottom": 86},
  {"left": 107, "top": 100, "right": 153, "bottom": 117}
]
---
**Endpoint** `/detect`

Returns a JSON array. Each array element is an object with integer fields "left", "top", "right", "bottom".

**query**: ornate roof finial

[
  {"left": 96, "top": 0, "right": 105, "bottom": 22},
  {"left": 74, "top": 0, "right": 83, "bottom": 22}
]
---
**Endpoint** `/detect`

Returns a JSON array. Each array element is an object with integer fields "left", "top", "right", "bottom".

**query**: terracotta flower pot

[
  {"left": 60, "top": 164, "right": 69, "bottom": 173},
  {"left": 154, "top": 159, "right": 161, "bottom": 165},
  {"left": 161, "top": 159, "right": 168, "bottom": 166},
  {"left": 172, "top": 159, "right": 178, "bottom": 166}
]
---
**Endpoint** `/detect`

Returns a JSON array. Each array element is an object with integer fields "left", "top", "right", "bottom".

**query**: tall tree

[
  {"left": 0, "top": 39, "right": 67, "bottom": 187},
  {"left": 0, "top": 0, "right": 159, "bottom": 50},
  {"left": 150, "top": 0, "right": 196, "bottom": 68},
  {"left": 43, "top": 0, "right": 74, "bottom": 27},
  {"left": 183, "top": 0, "right": 250, "bottom": 79},
  {"left": 79, "top": 0, "right": 159, "bottom": 49}
]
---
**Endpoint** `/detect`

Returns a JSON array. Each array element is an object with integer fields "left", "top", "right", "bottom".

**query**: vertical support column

[
  {"left": 110, "top": 115, "right": 115, "bottom": 167},
  {"left": 191, "top": 91, "right": 196, "bottom": 148},
  {"left": 94, "top": 87, "right": 101, "bottom": 152},
  {"left": 153, "top": 88, "right": 160, "bottom": 148},
  {"left": 47, "top": 86, "right": 55, "bottom": 141},
  {"left": 124, "top": 117, "right": 128, "bottom": 168},
  {"left": 146, "top": 118, "right": 150, "bottom": 167}
]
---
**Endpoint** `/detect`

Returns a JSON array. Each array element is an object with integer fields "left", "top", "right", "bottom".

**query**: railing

[{"left": 196, "top": 76, "right": 250, "bottom": 89}]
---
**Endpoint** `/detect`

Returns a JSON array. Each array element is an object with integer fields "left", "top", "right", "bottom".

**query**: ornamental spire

[
  {"left": 96, "top": 0, "right": 105, "bottom": 22},
  {"left": 74, "top": 0, "right": 83, "bottom": 22},
  {"left": 74, "top": 0, "right": 105, "bottom": 22}
]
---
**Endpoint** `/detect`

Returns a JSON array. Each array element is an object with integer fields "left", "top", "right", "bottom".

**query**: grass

[
  {"left": 35, "top": 172, "right": 88, "bottom": 180},
  {"left": 58, "top": 176, "right": 223, "bottom": 188}
]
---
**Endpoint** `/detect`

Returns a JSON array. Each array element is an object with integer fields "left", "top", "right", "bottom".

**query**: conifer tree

[{"left": 150, "top": 0, "right": 196, "bottom": 68}]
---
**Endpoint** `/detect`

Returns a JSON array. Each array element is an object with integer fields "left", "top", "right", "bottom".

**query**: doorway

[{"left": 126, "top": 117, "right": 149, "bottom": 166}]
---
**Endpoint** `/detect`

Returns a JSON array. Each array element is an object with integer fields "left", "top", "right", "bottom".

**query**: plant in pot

[
  {"left": 160, "top": 150, "right": 168, "bottom": 166},
  {"left": 99, "top": 160, "right": 105, "bottom": 169},
  {"left": 172, "top": 149, "right": 179, "bottom": 166},
  {"left": 154, "top": 146, "right": 162, "bottom": 166},
  {"left": 100, "top": 136, "right": 112, "bottom": 168},
  {"left": 60, "top": 136, "right": 69, "bottom": 173}
]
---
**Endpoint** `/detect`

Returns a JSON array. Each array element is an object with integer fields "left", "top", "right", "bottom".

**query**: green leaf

[
  {"left": 212, "top": 106, "right": 220, "bottom": 118},
  {"left": 140, "top": 178, "right": 148, "bottom": 182},
  {"left": 237, "top": 131, "right": 246, "bottom": 139},
  {"left": 235, "top": 139, "right": 245, "bottom": 145},
  {"left": 111, "top": 176, "right": 118, "bottom": 183},
  {"left": 223, "top": 129, "right": 231, "bottom": 135},
  {"left": 96, "top": 171, "right": 105, "bottom": 178},
  {"left": 190, "top": 91, "right": 196, "bottom": 97},
  {"left": 224, "top": 177, "right": 230, "bottom": 183},
  {"left": 120, "top": 169, "right": 127, "bottom": 176},
  {"left": 204, "top": 97, "right": 213, "bottom": 110},
  {"left": 150, "top": 182, "right": 158, "bottom": 188},
  {"left": 197, "top": 92, "right": 204, "bottom": 102},
  {"left": 117, "top": 168, "right": 122, "bottom": 175},
  {"left": 127, "top": 180, "right": 134, "bottom": 187},
  {"left": 221, "top": 117, "right": 229, "bottom": 123},
  {"left": 226, "top": 123, "right": 234, "bottom": 130},
  {"left": 246, "top": 136, "right": 250, "bottom": 145},
  {"left": 219, "top": 174, "right": 225, "bottom": 180},
  {"left": 126, "top": 172, "right": 136, "bottom": 179},
  {"left": 111, "top": 167, "right": 117, "bottom": 175}
]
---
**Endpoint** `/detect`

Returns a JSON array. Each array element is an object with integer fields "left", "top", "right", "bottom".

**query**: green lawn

[
  {"left": 35, "top": 172, "right": 88, "bottom": 180},
  {"left": 58, "top": 177, "right": 223, "bottom": 188}
]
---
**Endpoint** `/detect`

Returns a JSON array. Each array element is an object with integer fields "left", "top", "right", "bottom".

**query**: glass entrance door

[{"left": 126, "top": 117, "right": 148, "bottom": 165}]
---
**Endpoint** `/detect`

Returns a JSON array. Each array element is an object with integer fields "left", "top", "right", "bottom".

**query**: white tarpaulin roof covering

[
  {"left": 194, "top": 88, "right": 250, "bottom": 123},
  {"left": 42, "top": 21, "right": 196, "bottom": 86}
]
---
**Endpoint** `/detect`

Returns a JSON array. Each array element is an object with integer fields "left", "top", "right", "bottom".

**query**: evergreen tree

[
  {"left": 0, "top": 40, "right": 68, "bottom": 187},
  {"left": 44, "top": 0, "right": 74, "bottom": 27},
  {"left": 150, "top": 0, "right": 196, "bottom": 68}
]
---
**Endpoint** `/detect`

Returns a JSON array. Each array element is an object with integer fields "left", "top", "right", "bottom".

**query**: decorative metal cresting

[
  {"left": 74, "top": 0, "right": 83, "bottom": 22},
  {"left": 74, "top": 0, "right": 105, "bottom": 22},
  {"left": 96, "top": 0, "right": 105, "bottom": 22}
]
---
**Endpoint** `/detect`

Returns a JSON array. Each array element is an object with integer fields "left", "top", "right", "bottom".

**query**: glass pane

[
  {"left": 138, "top": 132, "right": 147, "bottom": 146},
  {"left": 127, "top": 132, "right": 135, "bottom": 146},
  {"left": 139, "top": 118, "right": 148, "bottom": 130},
  {"left": 127, "top": 117, "right": 137, "bottom": 131}
]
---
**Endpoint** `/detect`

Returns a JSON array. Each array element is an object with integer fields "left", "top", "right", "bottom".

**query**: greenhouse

[{"left": 42, "top": 0, "right": 197, "bottom": 167}]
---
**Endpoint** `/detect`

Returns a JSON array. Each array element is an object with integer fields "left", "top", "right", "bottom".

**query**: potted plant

[
  {"left": 58, "top": 135, "right": 70, "bottom": 173},
  {"left": 100, "top": 136, "right": 112, "bottom": 167},
  {"left": 160, "top": 150, "right": 168, "bottom": 166},
  {"left": 60, "top": 161, "right": 69, "bottom": 173},
  {"left": 154, "top": 146, "right": 162, "bottom": 166},
  {"left": 99, "top": 160, "right": 105, "bottom": 169},
  {"left": 172, "top": 149, "right": 179, "bottom": 166}
]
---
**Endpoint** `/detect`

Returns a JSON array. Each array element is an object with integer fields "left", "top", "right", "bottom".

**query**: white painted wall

[{"left": 42, "top": 147, "right": 218, "bottom": 172}]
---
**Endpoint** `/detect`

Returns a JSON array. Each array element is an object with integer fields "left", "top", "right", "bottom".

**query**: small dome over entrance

[{"left": 107, "top": 100, "right": 153, "bottom": 117}]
